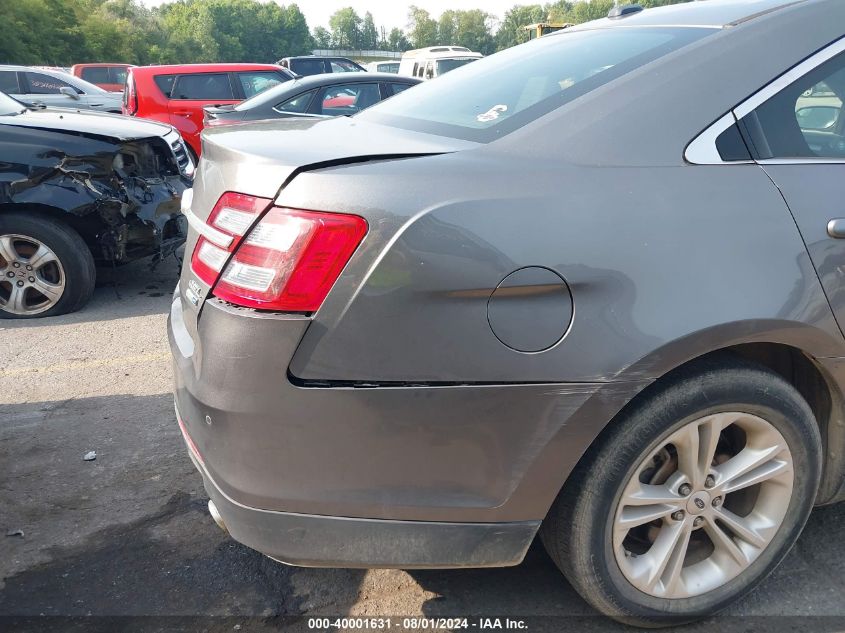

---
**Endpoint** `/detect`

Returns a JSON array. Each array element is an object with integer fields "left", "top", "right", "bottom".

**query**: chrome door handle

[{"left": 827, "top": 219, "right": 845, "bottom": 238}]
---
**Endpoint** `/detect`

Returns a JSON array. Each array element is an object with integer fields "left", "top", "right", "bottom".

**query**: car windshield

[
  {"left": 360, "top": 27, "right": 711, "bottom": 142},
  {"left": 0, "top": 91, "right": 25, "bottom": 115}
]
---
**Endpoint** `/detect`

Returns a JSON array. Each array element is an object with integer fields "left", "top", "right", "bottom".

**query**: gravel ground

[{"left": 1, "top": 256, "right": 844, "bottom": 632}]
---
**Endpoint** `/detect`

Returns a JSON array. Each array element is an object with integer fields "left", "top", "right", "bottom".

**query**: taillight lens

[
  {"left": 189, "top": 192, "right": 273, "bottom": 285},
  {"left": 189, "top": 192, "right": 367, "bottom": 313},
  {"left": 123, "top": 74, "right": 137, "bottom": 115}
]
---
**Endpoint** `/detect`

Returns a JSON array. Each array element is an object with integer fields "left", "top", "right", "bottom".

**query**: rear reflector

[{"left": 189, "top": 192, "right": 367, "bottom": 313}]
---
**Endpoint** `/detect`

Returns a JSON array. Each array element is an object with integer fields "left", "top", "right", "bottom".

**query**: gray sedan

[
  {"left": 0, "top": 65, "right": 122, "bottom": 113},
  {"left": 202, "top": 72, "right": 420, "bottom": 125},
  {"left": 170, "top": 0, "right": 845, "bottom": 625}
]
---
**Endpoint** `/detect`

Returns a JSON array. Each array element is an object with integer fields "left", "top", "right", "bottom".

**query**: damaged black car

[{"left": 0, "top": 90, "right": 191, "bottom": 318}]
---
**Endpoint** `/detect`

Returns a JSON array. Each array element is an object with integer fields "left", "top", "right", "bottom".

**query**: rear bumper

[
  {"left": 180, "top": 425, "right": 538, "bottom": 568},
  {"left": 168, "top": 287, "right": 628, "bottom": 566}
]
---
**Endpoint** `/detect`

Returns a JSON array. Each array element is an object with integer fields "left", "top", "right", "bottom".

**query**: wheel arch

[
  {"left": 520, "top": 325, "right": 845, "bottom": 523},
  {"left": 0, "top": 203, "right": 100, "bottom": 258}
]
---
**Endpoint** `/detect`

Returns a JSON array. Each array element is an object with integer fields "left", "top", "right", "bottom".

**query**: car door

[
  {"left": 735, "top": 42, "right": 845, "bottom": 330},
  {"left": 167, "top": 72, "right": 237, "bottom": 143},
  {"left": 20, "top": 72, "right": 82, "bottom": 109}
]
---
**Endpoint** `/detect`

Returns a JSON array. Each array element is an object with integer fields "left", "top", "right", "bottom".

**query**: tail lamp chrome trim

[{"left": 182, "top": 205, "right": 234, "bottom": 249}]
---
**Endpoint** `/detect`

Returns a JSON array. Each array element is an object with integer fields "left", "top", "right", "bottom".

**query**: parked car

[
  {"left": 203, "top": 73, "right": 420, "bottom": 125},
  {"left": 277, "top": 56, "right": 365, "bottom": 76},
  {"left": 0, "top": 65, "right": 122, "bottom": 113},
  {"left": 0, "top": 91, "right": 191, "bottom": 318},
  {"left": 397, "top": 46, "right": 482, "bottom": 80},
  {"left": 170, "top": 0, "right": 845, "bottom": 626},
  {"left": 123, "top": 63, "right": 294, "bottom": 159},
  {"left": 366, "top": 61, "right": 400, "bottom": 74},
  {"left": 72, "top": 63, "right": 134, "bottom": 93}
]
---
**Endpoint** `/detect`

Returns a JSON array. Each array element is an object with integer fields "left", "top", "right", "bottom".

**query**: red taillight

[
  {"left": 190, "top": 192, "right": 367, "bottom": 313},
  {"left": 123, "top": 74, "right": 137, "bottom": 115},
  {"left": 190, "top": 192, "right": 273, "bottom": 285}
]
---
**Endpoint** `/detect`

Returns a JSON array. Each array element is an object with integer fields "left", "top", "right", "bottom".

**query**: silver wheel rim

[
  {"left": 0, "top": 234, "right": 66, "bottom": 315},
  {"left": 612, "top": 411, "right": 794, "bottom": 599}
]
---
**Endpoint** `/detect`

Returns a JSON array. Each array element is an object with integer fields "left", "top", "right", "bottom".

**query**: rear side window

[
  {"left": 171, "top": 73, "right": 234, "bottom": 100},
  {"left": 154, "top": 74, "right": 176, "bottom": 98},
  {"left": 237, "top": 71, "right": 288, "bottom": 98},
  {"left": 25, "top": 72, "right": 78, "bottom": 95},
  {"left": 0, "top": 71, "right": 19, "bottom": 93},
  {"left": 740, "top": 51, "right": 845, "bottom": 159},
  {"left": 361, "top": 27, "right": 711, "bottom": 142},
  {"left": 291, "top": 59, "right": 326, "bottom": 76},
  {"left": 275, "top": 90, "right": 316, "bottom": 114},
  {"left": 81, "top": 67, "right": 110, "bottom": 84},
  {"left": 319, "top": 83, "right": 381, "bottom": 115}
]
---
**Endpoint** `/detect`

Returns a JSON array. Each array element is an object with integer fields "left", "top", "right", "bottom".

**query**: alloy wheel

[
  {"left": 613, "top": 411, "right": 794, "bottom": 599},
  {"left": 0, "top": 234, "right": 66, "bottom": 316}
]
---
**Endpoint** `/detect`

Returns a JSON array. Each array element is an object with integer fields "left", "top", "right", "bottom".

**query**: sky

[{"left": 138, "top": 0, "right": 521, "bottom": 31}]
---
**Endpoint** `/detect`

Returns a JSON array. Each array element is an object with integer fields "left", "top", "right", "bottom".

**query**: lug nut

[
  {"left": 27, "top": 276, "right": 34, "bottom": 283},
  {"left": 6, "top": 271, "right": 13, "bottom": 278},
  {"left": 678, "top": 484, "right": 692, "bottom": 496},
  {"left": 671, "top": 510, "right": 685, "bottom": 521},
  {"left": 712, "top": 496, "right": 723, "bottom": 508},
  {"left": 16, "top": 280, "right": 24, "bottom": 287},
  {"left": 12, "top": 262, "right": 20, "bottom": 268},
  {"left": 25, "top": 265, "right": 32, "bottom": 271},
  {"left": 693, "top": 517, "right": 704, "bottom": 528},
  {"left": 705, "top": 475, "right": 716, "bottom": 488}
]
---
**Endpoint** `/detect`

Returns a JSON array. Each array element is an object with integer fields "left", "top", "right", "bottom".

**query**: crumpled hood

[{"left": 2, "top": 107, "right": 173, "bottom": 142}]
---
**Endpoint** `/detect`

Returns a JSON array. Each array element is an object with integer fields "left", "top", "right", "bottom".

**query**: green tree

[
  {"left": 407, "top": 5, "right": 438, "bottom": 48},
  {"left": 360, "top": 11, "right": 379, "bottom": 50},
  {"left": 496, "top": 4, "right": 545, "bottom": 50},
  {"left": 386, "top": 27, "right": 410, "bottom": 52},
  {"left": 312, "top": 26, "right": 332, "bottom": 49},
  {"left": 328, "top": 7, "right": 362, "bottom": 49}
]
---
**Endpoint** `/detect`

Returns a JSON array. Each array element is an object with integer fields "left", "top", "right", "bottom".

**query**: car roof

[
  {"left": 72, "top": 63, "right": 134, "bottom": 69},
  {"left": 567, "top": 0, "right": 809, "bottom": 30},
  {"left": 130, "top": 63, "right": 283, "bottom": 75}
]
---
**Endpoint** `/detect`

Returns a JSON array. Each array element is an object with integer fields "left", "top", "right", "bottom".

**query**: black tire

[
  {"left": 0, "top": 211, "right": 96, "bottom": 318},
  {"left": 541, "top": 355, "right": 822, "bottom": 627}
]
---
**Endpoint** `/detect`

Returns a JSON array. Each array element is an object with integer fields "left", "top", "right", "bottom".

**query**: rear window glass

[
  {"left": 237, "top": 71, "right": 287, "bottom": 98},
  {"left": 154, "top": 74, "right": 176, "bottom": 98},
  {"left": 81, "top": 67, "right": 110, "bottom": 84},
  {"left": 360, "top": 27, "right": 710, "bottom": 142},
  {"left": 25, "top": 72, "right": 77, "bottom": 95},
  {"left": 291, "top": 59, "right": 326, "bottom": 76},
  {"left": 274, "top": 90, "right": 315, "bottom": 114},
  {"left": 110, "top": 67, "right": 129, "bottom": 86},
  {"left": 172, "top": 73, "right": 234, "bottom": 100},
  {"left": 330, "top": 60, "right": 362, "bottom": 73}
]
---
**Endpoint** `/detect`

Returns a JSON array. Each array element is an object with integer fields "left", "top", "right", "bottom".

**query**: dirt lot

[{"left": 2, "top": 257, "right": 845, "bottom": 632}]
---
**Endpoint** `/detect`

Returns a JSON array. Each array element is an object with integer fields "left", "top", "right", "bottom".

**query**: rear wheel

[
  {"left": 0, "top": 213, "right": 95, "bottom": 318},
  {"left": 542, "top": 357, "right": 821, "bottom": 626}
]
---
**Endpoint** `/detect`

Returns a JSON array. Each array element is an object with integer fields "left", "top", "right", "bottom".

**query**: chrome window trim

[
  {"left": 684, "top": 112, "right": 752, "bottom": 165},
  {"left": 685, "top": 35, "right": 845, "bottom": 165}
]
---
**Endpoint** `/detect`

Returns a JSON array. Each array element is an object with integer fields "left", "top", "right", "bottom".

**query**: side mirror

[
  {"left": 60, "top": 86, "right": 80, "bottom": 100},
  {"left": 796, "top": 105, "right": 840, "bottom": 131}
]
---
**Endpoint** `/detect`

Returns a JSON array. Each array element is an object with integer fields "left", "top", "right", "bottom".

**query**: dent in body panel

[
  {"left": 280, "top": 155, "right": 843, "bottom": 384},
  {"left": 0, "top": 125, "right": 187, "bottom": 263}
]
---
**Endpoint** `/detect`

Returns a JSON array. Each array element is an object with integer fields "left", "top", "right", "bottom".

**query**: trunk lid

[{"left": 177, "top": 116, "right": 474, "bottom": 338}]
